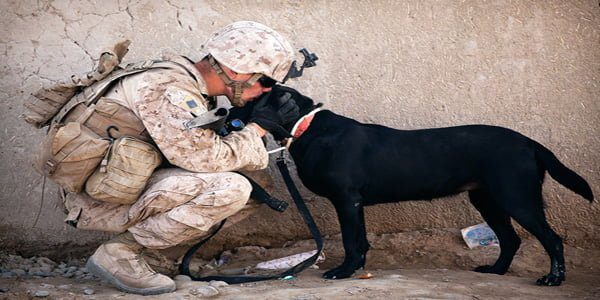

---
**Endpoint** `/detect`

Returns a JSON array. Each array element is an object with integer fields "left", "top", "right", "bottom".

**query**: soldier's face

[{"left": 240, "top": 81, "right": 272, "bottom": 103}]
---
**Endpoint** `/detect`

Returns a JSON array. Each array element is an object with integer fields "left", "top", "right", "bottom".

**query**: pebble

[
  {"left": 83, "top": 288, "right": 95, "bottom": 295},
  {"left": 174, "top": 275, "right": 192, "bottom": 282},
  {"left": 58, "top": 284, "right": 71, "bottom": 290},
  {"left": 209, "top": 280, "right": 228, "bottom": 288},
  {"left": 34, "top": 290, "right": 50, "bottom": 297},
  {"left": 189, "top": 286, "right": 219, "bottom": 297}
]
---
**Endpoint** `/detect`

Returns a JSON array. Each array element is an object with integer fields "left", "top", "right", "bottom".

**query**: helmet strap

[{"left": 208, "top": 55, "right": 262, "bottom": 107}]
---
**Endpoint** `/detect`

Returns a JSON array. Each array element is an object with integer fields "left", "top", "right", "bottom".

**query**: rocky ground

[{"left": 1, "top": 229, "right": 599, "bottom": 299}]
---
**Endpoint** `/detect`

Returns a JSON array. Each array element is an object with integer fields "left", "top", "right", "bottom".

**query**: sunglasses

[{"left": 258, "top": 76, "right": 276, "bottom": 88}]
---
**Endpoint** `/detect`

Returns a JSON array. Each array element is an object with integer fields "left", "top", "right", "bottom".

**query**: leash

[{"left": 179, "top": 151, "right": 323, "bottom": 283}]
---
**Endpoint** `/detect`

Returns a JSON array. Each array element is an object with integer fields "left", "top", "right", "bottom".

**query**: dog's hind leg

[
  {"left": 493, "top": 177, "right": 566, "bottom": 286},
  {"left": 509, "top": 203, "right": 565, "bottom": 286},
  {"left": 469, "top": 189, "right": 521, "bottom": 275},
  {"left": 323, "top": 193, "right": 369, "bottom": 279}
]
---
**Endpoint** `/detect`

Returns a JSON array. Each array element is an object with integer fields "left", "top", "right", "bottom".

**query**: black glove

[{"left": 249, "top": 91, "right": 300, "bottom": 140}]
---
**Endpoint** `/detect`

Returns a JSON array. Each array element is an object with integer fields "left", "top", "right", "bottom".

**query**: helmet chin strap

[{"left": 208, "top": 55, "right": 262, "bottom": 107}]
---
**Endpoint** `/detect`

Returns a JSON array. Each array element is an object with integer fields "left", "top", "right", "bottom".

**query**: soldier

[{"left": 80, "top": 21, "right": 301, "bottom": 295}]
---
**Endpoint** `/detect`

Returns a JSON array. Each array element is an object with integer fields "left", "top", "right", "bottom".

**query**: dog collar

[
  {"left": 278, "top": 107, "right": 322, "bottom": 150},
  {"left": 267, "top": 107, "right": 322, "bottom": 154},
  {"left": 290, "top": 107, "right": 322, "bottom": 139}
]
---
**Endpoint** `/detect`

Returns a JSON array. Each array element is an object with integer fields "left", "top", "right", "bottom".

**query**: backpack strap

[{"left": 51, "top": 60, "right": 191, "bottom": 126}]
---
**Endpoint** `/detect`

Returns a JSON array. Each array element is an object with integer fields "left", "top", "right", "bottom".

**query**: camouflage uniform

[{"left": 69, "top": 52, "right": 268, "bottom": 249}]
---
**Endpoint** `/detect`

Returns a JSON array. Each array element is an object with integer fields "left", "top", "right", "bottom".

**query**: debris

[
  {"left": 34, "top": 290, "right": 50, "bottom": 297},
  {"left": 189, "top": 286, "right": 219, "bottom": 297},
  {"left": 255, "top": 250, "right": 325, "bottom": 270},
  {"left": 461, "top": 222, "right": 499, "bottom": 249},
  {"left": 345, "top": 286, "right": 367, "bottom": 295},
  {"left": 357, "top": 272, "right": 373, "bottom": 279},
  {"left": 281, "top": 275, "right": 296, "bottom": 280},
  {"left": 209, "top": 280, "right": 228, "bottom": 288}
]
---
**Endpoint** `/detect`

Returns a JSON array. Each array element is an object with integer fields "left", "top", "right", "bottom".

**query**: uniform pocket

[
  {"left": 34, "top": 122, "right": 110, "bottom": 192},
  {"left": 85, "top": 136, "right": 162, "bottom": 204}
]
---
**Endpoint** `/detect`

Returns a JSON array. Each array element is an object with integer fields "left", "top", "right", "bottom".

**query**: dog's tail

[{"left": 534, "top": 141, "right": 594, "bottom": 202}]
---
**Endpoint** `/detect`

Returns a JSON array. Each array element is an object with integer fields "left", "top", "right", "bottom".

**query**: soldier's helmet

[{"left": 201, "top": 21, "right": 295, "bottom": 82}]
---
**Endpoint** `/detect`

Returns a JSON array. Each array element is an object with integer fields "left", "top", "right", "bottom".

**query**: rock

[
  {"left": 174, "top": 275, "right": 192, "bottom": 282},
  {"left": 34, "top": 290, "right": 50, "bottom": 297},
  {"left": 0, "top": 287, "right": 9, "bottom": 293},
  {"left": 40, "top": 283, "right": 55, "bottom": 289},
  {"left": 57, "top": 284, "right": 71, "bottom": 290},
  {"left": 37, "top": 257, "right": 57, "bottom": 268},
  {"left": 209, "top": 280, "right": 228, "bottom": 288},
  {"left": 83, "top": 288, "right": 95, "bottom": 295},
  {"left": 189, "top": 286, "right": 219, "bottom": 297},
  {"left": 11, "top": 269, "right": 26, "bottom": 277},
  {"left": 1, "top": 272, "right": 13, "bottom": 278}
]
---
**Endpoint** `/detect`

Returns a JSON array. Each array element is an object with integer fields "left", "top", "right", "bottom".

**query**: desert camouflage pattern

[
  {"left": 127, "top": 169, "right": 254, "bottom": 248},
  {"left": 105, "top": 52, "right": 269, "bottom": 172},
  {"left": 65, "top": 169, "right": 259, "bottom": 249},
  {"left": 200, "top": 21, "right": 295, "bottom": 82},
  {"left": 65, "top": 51, "right": 269, "bottom": 248}
]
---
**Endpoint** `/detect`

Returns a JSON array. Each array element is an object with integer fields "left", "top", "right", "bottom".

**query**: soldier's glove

[{"left": 249, "top": 91, "right": 300, "bottom": 141}]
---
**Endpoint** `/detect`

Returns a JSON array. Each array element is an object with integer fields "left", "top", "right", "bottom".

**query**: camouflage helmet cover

[{"left": 201, "top": 21, "right": 295, "bottom": 82}]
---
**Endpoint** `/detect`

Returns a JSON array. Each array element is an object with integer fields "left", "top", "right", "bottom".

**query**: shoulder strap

[{"left": 51, "top": 60, "right": 190, "bottom": 126}]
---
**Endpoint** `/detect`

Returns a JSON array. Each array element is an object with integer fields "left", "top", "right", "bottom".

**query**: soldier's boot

[{"left": 86, "top": 232, "right": 176, "bottom": 295}]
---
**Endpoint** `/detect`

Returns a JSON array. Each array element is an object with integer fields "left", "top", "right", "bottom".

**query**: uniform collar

[{"left": 160, "top": 50, "right": 209, "bottom": 96}]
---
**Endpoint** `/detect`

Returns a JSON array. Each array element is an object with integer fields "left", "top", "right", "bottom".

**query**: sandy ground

[{"left": 2, "top": 229, "right": 599, "bottom": 299}]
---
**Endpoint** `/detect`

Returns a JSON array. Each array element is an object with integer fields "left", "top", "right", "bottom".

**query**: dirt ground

[{"left": 2, "top": 229, "right": 599, "bottom": 299}]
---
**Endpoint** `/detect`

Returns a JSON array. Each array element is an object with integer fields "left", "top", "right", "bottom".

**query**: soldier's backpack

[{"left": 22, "top": 40, "right": 172, "bottom": 195}]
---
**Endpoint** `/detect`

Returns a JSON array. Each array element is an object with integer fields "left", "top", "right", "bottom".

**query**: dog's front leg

[{"left": 323, "top": 197, "right": 369, "bottom": 279}]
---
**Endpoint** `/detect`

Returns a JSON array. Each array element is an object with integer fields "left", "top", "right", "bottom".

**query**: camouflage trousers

[{"left": 64, "top": 168, "right": 260, "bottom": 249}]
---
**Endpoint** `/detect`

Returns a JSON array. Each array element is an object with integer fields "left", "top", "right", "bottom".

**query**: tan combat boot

[{"left": 86, "top": 232, "right": 176, "bottom": 295}]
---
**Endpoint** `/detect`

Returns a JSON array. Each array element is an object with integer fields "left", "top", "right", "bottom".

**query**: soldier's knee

[{"left": 225, "top": 172, "right": 252, "bottom": 204}]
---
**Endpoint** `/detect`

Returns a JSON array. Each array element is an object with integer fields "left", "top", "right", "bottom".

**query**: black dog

[{"left": 230, "top": 85, "right": 594, "bottom": 286}]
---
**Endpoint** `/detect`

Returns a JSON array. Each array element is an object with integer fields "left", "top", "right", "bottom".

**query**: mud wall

[{"left": 1, "top": 0, "right": 598, "bottom": 257}]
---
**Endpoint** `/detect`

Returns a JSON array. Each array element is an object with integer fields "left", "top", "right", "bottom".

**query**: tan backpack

[{"left": 23, "top": 40, "right": 174, "bottom": 195}]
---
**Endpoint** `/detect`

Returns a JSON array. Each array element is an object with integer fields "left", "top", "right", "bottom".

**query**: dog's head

[{"left": 228, "top": 85, "right": 321, "bottom": 137}]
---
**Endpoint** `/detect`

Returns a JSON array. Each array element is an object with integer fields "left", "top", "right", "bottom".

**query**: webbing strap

[
  {"left": 50, "top": 60, "right": 190, "bottom": 126},
  {"left": 179, "top": 153, "right": 323, "bottom": 283}
]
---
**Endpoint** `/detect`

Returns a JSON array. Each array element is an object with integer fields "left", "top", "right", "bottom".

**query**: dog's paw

[
  {"left": 473, "top": 265, "right": 506, "bottom": 275},
  {"left": 535, "top": 273, "right": 564, "bottom": 286},
  {"left": 322, "top": 266, "right": 355, "bottom": 279}
]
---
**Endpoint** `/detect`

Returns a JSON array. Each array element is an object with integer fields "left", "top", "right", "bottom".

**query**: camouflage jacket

[{"left": 103, "top": 52, "right": 268, "bottom": 172}]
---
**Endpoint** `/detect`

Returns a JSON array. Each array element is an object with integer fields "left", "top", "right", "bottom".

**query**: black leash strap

[{"left": 179, "top": 153, "right": 323, "bottom": 283}]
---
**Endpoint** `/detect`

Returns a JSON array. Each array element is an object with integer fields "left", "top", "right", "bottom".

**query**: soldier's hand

[{"left": 249, "top": 91, "right": 299, "bottom": 140}]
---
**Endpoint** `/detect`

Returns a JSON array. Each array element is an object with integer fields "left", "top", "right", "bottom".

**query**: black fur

[{"left": 232, "top": 85, "right": 594, "bottom": 286}]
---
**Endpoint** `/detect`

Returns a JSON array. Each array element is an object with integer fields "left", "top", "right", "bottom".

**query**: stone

[
  {"left": 174, "top": 275, "right": 192, "bottom": 282},
  {"left": 58, "top": 284, "right": 71, "bottom": 290},
  {"left": 189, "top": 286, "right": 219, "bottom": 297},
  {"left": 34, "top": 290, "right": 50, "bottom": 297},
  {"left": 11, "top": 269, "right": 26, "bottom": 277},
  {"left": 209, "top": 280, "right": 228, "bottom": 288},
  {"left": 1, "top": 272, "right": 13, "bottom": 278},
  {"left": 83, "top": 288, "right": 95, "bottom": 295}
]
